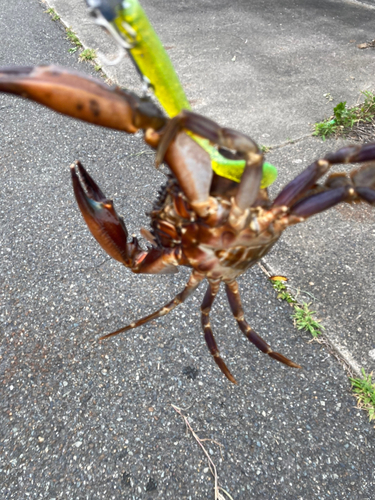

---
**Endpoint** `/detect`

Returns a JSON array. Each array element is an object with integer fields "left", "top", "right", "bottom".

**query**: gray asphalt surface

[{"left": 1, "top": 1, "right": 375, "bottom": 499}]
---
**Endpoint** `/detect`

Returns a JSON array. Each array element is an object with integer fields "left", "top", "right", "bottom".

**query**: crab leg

[
  {"left": 225, "top": 281, "right": 301, "bottom": 369},
  {"left": 152, "top": 130, "right": 215, "bottom": 217},
  {"left": 201, "top": 280, "right": 237, "bottom": 384},
  {"left": 272, "top": 162, "right": 375, "bottom": 228},
  {"left": 272, "top": 142, "right": 375, "bottom": 208},
  {"left": 99, "top": 271, "right": 205, "bottom": 340},
  {"left": 290, "top": 163, "right": 375, "bottom": 217}
]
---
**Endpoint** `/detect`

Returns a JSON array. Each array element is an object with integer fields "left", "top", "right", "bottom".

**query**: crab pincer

[{"left": 70, "top": 160, "right": 144, "bottom": 268}]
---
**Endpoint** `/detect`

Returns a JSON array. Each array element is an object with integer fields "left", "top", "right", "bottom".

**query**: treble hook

[
  {"left": 88, "top": 6, "right": 135, "bottom": 66},
  {"left": 85, "top": 1, "right": 155, "bottom": 97}
]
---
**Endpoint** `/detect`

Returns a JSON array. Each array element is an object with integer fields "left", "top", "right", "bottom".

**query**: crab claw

[
  {"left": 0, "top": 65, "right": 166, "bottom": 133},
  {"left": 71, "top": 160, "right": 145, "bottom": 268}
]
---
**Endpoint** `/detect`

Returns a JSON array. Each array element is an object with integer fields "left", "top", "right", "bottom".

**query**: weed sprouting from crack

[
  {"left": 171, "top": 404, "right": 234, "bottom": 500},
  {"left": 79, "top": 48, "right": 97, "bottom": 61},
  {"left": 292, "top": 302, "right": 325, "bottom": 338},
  {"left": 314, "top": 90, "right": 375, "bottom": 140},
  {"left": 269, "top": 277, "right": 324, "bottom": 338},
  {"left": 45, "top": 7, "right": 60, "bottom": 21},
  {"left": 350, "top": 368, "right": 375, "bottom": 424},
  {"left": 271, "top": 278, "right": 297, "bottom": 305},
  {"left": 66, "top": 27, "right": 82, "bottom": 54}
]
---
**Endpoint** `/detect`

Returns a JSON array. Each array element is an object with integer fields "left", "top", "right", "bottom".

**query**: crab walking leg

[
  {"left": 272, "top": 142, "right": 375, "bottom": 208},
  {"left": 289, "top": 163, "right": 375, "bottom": 217},
  {"left": 225, "top": 281, "right": 301, "bottom": 369},
  {"left": 99, "top": 271, "right": 205, "bottom": 340},
  {"left": 272, "top": 163, "right": 375, "bottom": 231},
  {"left": 201, "top": 280, "right": 237, "bottom": 384}
]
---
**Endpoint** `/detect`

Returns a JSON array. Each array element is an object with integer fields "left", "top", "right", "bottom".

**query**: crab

[{"left": 0, "top": 1, "right": 375, "bottom": 383}]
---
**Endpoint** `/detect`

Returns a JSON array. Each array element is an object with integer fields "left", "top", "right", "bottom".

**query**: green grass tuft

[
  {"left": 271, "top": 280, "right": 375, "bottom": 423},
  {"left": 271, "top": 279, "right": 324, "bottom": 337},
  {"left": 66, "top": 28, "right": 82, "bottom": 53},
  {"left": 292, "top": 302, "right": 324, "bottom": 338},
  {"left": 45, "top": 8, "right": 60, "bottom": 21},
  {"left": 271, "top": 279, "right": 296, "bottom": 304},
  {"left": 79, "top": 48, "right": 97, "bottom": 61},
  {"left": 314, "top": 91, "right": 375, "bottom": 139},
  {"left": 350, "top": 368, "right": 375, "bottom": 422}
]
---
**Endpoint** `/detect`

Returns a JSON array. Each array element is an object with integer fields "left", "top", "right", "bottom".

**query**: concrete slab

[{"left": 1, "top": 1, "right": 375, "bottom": 499}]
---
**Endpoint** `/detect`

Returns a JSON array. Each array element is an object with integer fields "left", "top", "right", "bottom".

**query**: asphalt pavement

[{"left": 1, "top": 1, "right": 375, "bottom": 499}]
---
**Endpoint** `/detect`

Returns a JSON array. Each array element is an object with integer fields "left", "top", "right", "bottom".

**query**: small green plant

[
  {"left": 66, "top": 28, "right": 82, "bottom": 53},
  {"left": 292, "top": 302, "right": 324, "bottom": 338},
  {"left": 314, "top": 91, "right": 375, "bottom": 139},
  {"left": 313, "top": 118, "right": 336, "bottom": 140},
  {"left": 332, "top": 101, "right": 358, "bottom": 128},
  {"left": 271, "top": 280, "right": 296, "bottom": 304},
  {"left": 79, "top": 48, "right": 97, "bottom": 61},
  {"left": 94, "top": 64, "right": 102, "bottom": 72},
  {"left": 261, "top": 145, "right": 270, "bottom": 153},
  {"left": 45, "top": 8, "right": 60, "bottom": 21},
  {"left": 350, "top": 368, "right": 375, "bottom": 422},
  {"left": 314, "top": 101, "right": 356, "bottom": 139},
  {"left": 270, "top": 279, "right": 323, "bottom": 337}
]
